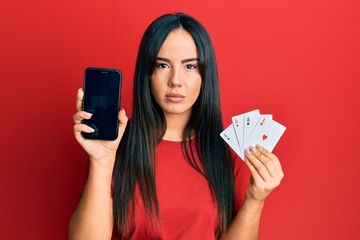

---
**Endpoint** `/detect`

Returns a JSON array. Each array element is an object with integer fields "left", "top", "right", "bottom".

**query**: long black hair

[{"left": 113, "top": 12, "right": 235, "bottom": 237}]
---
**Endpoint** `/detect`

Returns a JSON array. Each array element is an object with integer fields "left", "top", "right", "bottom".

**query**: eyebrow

[{"left": 156, "top": 57, "right": 199, "bottom": 64}]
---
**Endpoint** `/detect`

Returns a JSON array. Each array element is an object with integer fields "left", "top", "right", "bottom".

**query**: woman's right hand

[{"left": 72, "top": 88, "right": 128, "bottom": 163}]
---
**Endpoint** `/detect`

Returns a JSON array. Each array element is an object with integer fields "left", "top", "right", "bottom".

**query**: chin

[{"left": 163, "top": 107, "right": 192, "bottom": 116}]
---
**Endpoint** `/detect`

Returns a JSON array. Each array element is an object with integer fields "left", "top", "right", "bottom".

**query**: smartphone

[{"left": 82, "top": 67, "right": 122, "bottom": 140}]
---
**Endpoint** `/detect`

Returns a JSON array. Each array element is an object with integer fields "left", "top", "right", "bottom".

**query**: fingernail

[
  {"left": 122, "top": 108, "right": 126, "bottom": 116},
  {"left": 88, "top": 127, "right": 95, "bottom": 133},
  {"left": 245, "top": 148, "right": 251, "bottom": 156},
  {"left": 85, "top": 112, "right": 92, "bottom": 118},
  {"left": 250, "top": 146, "right": 257, "bottom": 154},
  {"left": 256, "top": 144, "right": 263, "bottom": 150}
]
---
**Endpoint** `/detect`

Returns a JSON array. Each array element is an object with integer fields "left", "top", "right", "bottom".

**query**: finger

[
  {"left": 250, "top": 146, "right": 277, "bottom": 178},
  {"left": 256, "top": 145, "right": 284, "bottom": 179},
  {"left": 244, "top": 157, "right": 265, "bottom": 185},
  {"left": 73, "top": 111, "right": 93, "bottom": 124},
  {"left": 245, "top": 148, "right": 272, "bottom": 182},
  {"left": 116, "top": 108, "right": 128, "bottom": 140},
  {"left": 249, "top": 146, "right": 284, "bottom": 190},
  {"left": 76, "top": 88, "right": 84, "bottom": 111},
  {"left": 73, "top": 123, "right": 95, "bottom": 141}
]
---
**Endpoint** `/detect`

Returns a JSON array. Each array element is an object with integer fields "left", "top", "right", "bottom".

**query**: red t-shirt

[{"left": 114, "top": 139, "right": 250, "bottom": 239}]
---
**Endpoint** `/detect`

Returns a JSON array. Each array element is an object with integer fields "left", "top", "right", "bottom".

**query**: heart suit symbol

[{"left": 262, "top": 134, "right": 268, "bottom": 140}]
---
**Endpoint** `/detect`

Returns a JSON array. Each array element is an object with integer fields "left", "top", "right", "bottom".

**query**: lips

[{"left": 165, "top": 93, "right": 185, "bottom": 102}]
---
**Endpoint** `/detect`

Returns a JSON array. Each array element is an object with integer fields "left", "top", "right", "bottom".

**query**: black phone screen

[{"left": 82, "top": 67, "right": 122, "bottom": 140}]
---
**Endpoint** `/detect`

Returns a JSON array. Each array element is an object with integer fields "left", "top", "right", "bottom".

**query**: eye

[
  {"left": 156, "top": 63, "right": 169, "bottom": 69},
  {"left": 185, "top": 64, "right": 196, "bottom": 70}
]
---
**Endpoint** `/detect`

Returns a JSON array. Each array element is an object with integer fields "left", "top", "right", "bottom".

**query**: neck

[{"left": 162, "top": 112, "right": 191, "bottom": 141}]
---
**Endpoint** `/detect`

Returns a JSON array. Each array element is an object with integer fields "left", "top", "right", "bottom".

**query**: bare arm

[
  {"left": 223, "top": 145, "right": 284, "bottom": 240},
  {"left": 68, "top": 158, "right": 115, "bottom": 240},
  {"left": 68, "top": 89, "right": 128, "bottom": 240}
]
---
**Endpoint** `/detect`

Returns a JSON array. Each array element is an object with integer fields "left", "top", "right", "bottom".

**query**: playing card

[
  {"left": 232, "top": 113, "right": 245, "bottom": 151},
  {"left": 244, "top": 118, "right": 286, "bottom": 152},
  {"left": 220, "top": 124, "right": 245, "bottom": 160},
  {"left": 243, "top": 110, "right": 261, "bottom": 148}
]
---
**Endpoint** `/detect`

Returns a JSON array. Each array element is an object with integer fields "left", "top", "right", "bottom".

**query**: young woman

[{"left": 69, "top": 12, "right": 284, "bottom": 240}]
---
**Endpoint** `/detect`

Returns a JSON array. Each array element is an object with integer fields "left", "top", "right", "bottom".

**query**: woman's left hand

[{"left": 244, "top": 144, "right": 284, "bottom": 203}]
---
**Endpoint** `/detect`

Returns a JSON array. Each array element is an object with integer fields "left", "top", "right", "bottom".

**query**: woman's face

[{"left": 150, "top": 28, "right": 202, "bottom": 120}]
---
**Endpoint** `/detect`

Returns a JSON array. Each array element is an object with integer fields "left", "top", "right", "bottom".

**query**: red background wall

[{"left": 1, "top": 0, "right": 359, "bottom": 239}]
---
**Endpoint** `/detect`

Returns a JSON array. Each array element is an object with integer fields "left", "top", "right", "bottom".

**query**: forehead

[{"left": 157, "top": 28, "right": 198, "bottom": 59}]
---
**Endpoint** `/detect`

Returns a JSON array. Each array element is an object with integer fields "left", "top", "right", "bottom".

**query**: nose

[{"left": 168, "top": 68, "right": 182, "bottom": 88}]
